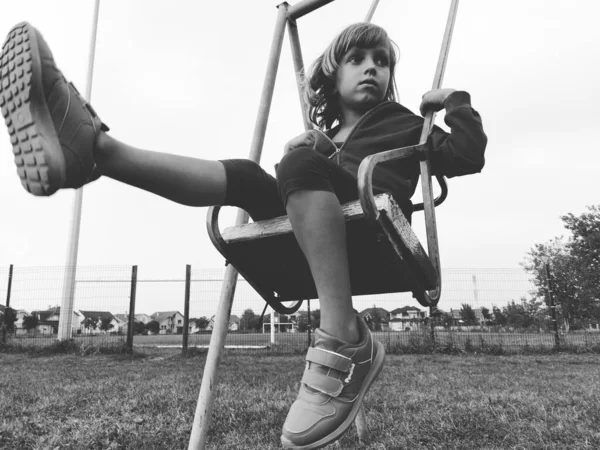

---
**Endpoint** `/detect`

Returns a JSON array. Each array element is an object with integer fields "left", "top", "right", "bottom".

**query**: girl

[{"left": 0, "top": 21, "right": 486, "bottom": 449}]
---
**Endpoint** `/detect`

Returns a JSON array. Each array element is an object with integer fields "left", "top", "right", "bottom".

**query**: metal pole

[
  {"left": 58, "top": 0, "right": 102, "bottom": 341},
  {"left": 6, "top": 264, "right": 13, "bottom": 309},
  {"left": 271, "top": 310, "right": 276, "bottom": 345},
  {"left": 287, "top": 0, "right": 336, "bottom": 20},
  {"left": 545, "top": 262, "right": 560, "bottom": 348},
  {"left": 364, "top": 0, "right": 381, "bottom": 22},
  {"left": 126, "top": 265, "right": 137, "bottom": 351},
  {"left": 188, "top": 5, "right": 289, "bottom": 449},
  {"left": 419, "top": 0, "right": 460, "bottom": 305},
  {"left": 286, "top": 19, "right": 311, "bottom": 131},
  {"left": 183, "top": 264, "right": 191, "bottom": 354}
]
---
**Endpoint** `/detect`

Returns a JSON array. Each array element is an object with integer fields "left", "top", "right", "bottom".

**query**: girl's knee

[{"left": 277, "top": 147, "right": 320, "bottom": 182}]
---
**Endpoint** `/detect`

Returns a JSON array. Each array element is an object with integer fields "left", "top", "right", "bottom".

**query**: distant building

[
  {"left": 134, "top": 313, "right": 152, "bottom": 325},
  {"left": 79, "top": 310, "right": 119, "bottom": 334},
  {"left": 389, "top": 306, "right": 426, "bottom": 331},
  {"left": 359, "top": 307, "right": 390, "bottom": 331},
  {"left": 150, "top": 311, "right": 185, "bottom": 334}
]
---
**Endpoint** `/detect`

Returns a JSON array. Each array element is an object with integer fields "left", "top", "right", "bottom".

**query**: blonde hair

[{"left": 303, "top": 22, "right": 399, "bottom": 130}]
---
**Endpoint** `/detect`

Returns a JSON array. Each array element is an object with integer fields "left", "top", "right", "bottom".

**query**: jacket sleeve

[{"left": 428, "top": 91, "right": 487, "bottom": 178}]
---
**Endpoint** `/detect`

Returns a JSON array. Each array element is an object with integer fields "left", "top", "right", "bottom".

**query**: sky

[{"left": 0, "top": 0, "right": 598, "bottom": 318}]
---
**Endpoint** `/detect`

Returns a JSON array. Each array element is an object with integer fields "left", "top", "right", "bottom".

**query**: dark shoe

[
  {"left": 281, "top": 315, "right": 385, "bottom": 449},
  {"left": 0, "top": 22, "right": 108, "bottom": 196}
]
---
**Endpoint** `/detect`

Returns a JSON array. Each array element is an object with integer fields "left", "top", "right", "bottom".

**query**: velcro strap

[
  {"left": 301, "top": 370, "right": 344, "bottom": 397},
  {"left": 306, "top": 347, "right": 353, "bottom": 372}
]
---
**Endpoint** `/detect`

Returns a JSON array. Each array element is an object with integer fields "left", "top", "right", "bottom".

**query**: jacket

[{"left": 286, "top": 90, "right": 487, "bottom": 206}]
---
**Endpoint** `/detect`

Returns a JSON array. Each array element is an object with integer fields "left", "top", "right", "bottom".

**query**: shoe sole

[
  {"left": 281, "top": 340, "right": 386, "bottom": 450},
  {"left": 0, "top": 22, "right": 65, "bottom": 196}
]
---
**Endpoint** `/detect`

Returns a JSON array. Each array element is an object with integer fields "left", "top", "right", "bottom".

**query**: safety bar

[{"left": 357, "top": 143, "right": 427, "bottom": 222}]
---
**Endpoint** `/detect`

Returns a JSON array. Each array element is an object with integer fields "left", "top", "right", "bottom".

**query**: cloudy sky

[{"left": 0, "top": 0, "right": 598, "bottom": 317}]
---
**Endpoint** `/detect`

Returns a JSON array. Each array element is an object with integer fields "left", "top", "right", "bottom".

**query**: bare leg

[
  {"left": 286, "top": 190, "right": 359, "bottom": 344},
  {"left": 94, "top": 132, "right": 227, "bottom": 206}
]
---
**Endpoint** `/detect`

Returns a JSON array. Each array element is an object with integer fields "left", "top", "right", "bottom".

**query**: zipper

[{"left": 328, "top": 101, "right": 394, "bottom": 165}]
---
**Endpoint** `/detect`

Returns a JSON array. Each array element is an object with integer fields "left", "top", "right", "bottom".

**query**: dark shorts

[{"left": 220, "top": 147, "right": 368, "bottom": 222}]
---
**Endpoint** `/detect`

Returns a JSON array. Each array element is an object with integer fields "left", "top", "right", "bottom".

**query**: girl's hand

[{"left": 419, "top": 88, "right": 456, "bottom": 116}]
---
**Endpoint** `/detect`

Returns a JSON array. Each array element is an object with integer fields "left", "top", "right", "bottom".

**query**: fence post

[
  {"left": 183, "top": 264, "right": 191, "bottom": 354},
  {"left": 429, "top": 306, "right": 436, "bottom": 346},
  {"left": 6, "top": 264, "right": 13, "bottom": 309},
  {"left": 126, "top": 265, "right": 138, "bottom": 352},
  {"left": 544, "top": 262, "right": 560, "bottom": 348}
]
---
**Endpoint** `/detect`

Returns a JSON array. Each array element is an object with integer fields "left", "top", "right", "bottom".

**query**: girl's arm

[{"left": 421, "top": 89, "right": 487, "bottom": 178}]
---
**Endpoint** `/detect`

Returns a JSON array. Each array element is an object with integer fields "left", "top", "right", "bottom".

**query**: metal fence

[{"left": 1, "top": 265, "right": 599, "bottom": 353}]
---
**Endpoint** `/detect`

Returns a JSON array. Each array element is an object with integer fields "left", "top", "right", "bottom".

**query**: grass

[{"left": 1, "top": 350, "right": 599, "bottom": 449}]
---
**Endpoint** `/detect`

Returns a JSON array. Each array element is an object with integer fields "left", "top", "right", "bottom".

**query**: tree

[
  {"left": 481, "top": 307, "right": 492, "bottom": 325},
  {"left": 493, "top": 306, "right": 507, "bottom": 327},
  {"left": 195, "top": 317, "right": 209, "bottom": 330},
  {"left": 459, "top": 304, "right": 478, "bottom": 326},
  {"left": 296, "top": 312, "right": 310, "bottom": 332},
  {"left": 133, "top": 321, "right": 146, "bottom": 335},
  {"left": 100, "top": 317, "right": 114, "bottom": 332},
  {"left": 2, "top": 307, "right": 17, "bottom": 333},
  {"left": 240, "top": 309, "right": 259, "bottom": 331},
  {"left": 146, "top": 320, "right": 160, "bottom": 334},
  {"left": 84, "top": 317, "right": 97, "bottom": 331},
  {"left": 23, "top": 314, "right": 39, "bottom": 332},
  {"left": 523, "top": 205, "right": 600, "bottom": 330}
]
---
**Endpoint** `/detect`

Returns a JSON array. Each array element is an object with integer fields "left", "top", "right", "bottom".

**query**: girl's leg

[
  {"left": 95, "top": 132, "right": 227, "bottom": 207},
  {"left": 277, "top": 148, "right": 362, "bottom": 344},
  {"left": 285, "top": 190, "right": 359, "bottom": 344}
]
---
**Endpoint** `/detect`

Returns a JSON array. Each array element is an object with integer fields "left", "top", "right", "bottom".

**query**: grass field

[{"left": 1, "top": 349, "right": 599, "bottom": 449}]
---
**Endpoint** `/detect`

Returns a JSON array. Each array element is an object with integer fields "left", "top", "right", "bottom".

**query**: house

[
  {"left": 79, "top": 310, "right": 119, "bottom": 334},
  {"left": 150, "top": 311, "right": 185, "bottom": 334},
  {"left": 134, "top": 313, "right": 152, "bottom": 325},
  {"left": 14, "top": 309, "right": 29, "bottom": 335},
  {"left": 113, "top": 314, "right": 129, "bottom": 333},
  {"left": 205, "top": 314, "right": 240, "bottom": 332},
  {"left": 359, "top": 307, "right": 390, "bottom": 331},
  {"left": 30, "top": 307, "right": 84, "bottom": 335},
  {"left": 389, "top": 306, "right": 426, "bottom": 331}
]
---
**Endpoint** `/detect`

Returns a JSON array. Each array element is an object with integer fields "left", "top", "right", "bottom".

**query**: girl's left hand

[{"left": 419, "top": 88, "right": 456, "bottom": 116}]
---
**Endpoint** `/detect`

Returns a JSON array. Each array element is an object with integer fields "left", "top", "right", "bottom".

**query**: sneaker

[
  {"left": 0, "top": 22, "right": 108, "bottom": 196},
  {"left": 281, "top": 315, "right": 385, "bottom": 449}
]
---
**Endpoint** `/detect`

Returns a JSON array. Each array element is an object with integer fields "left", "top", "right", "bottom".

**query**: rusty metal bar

[
  {"left": 419, "top": 0, "right": 459, "bottom": 305},
  {"left": 287, "top": 19, "right": 312, "bottom": 131},
  {"left": 287, "top": 0, "right": 336, "bottom": 20},
  {"left": 190, "top": 4, "right": 289, "bottom": 450}
]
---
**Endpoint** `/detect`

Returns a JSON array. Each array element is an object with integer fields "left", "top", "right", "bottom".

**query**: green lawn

[{"left": 1, "top": 350, "right": 599, "bottom": 449}]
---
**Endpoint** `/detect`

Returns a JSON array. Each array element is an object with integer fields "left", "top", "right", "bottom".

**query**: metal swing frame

[{"left": 188, "top": 1, "right": 460, "bottom": 448}]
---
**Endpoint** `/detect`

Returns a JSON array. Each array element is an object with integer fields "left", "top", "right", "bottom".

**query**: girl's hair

[{"left": 303, "top": 22, "right": 399, "bottom": 130}]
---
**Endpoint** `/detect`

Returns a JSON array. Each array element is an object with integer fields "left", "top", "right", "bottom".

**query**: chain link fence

[{"left": 1, "top": 265, "right": 599, "bottom": 353}]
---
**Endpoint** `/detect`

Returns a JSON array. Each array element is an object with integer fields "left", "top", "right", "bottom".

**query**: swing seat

[{"left": 207, "top": 143, "right": 444, "bottom": 314}]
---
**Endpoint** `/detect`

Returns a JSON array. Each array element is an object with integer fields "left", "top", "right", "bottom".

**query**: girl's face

[{"left": 334, "top": 43, "right": 391, "bottom": 117}]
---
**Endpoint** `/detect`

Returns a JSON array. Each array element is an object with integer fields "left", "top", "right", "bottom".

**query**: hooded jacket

[{"left": 285, "top": 90, "right": 487, "bottom": 208}]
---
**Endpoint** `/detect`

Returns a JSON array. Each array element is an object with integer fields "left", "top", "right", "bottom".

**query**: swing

[
  {"left": 190, "top": 1, "right": 460, "bottom": 448},
  {"left": 206, "top": 0, "right": 456, "bottom": 314}
]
